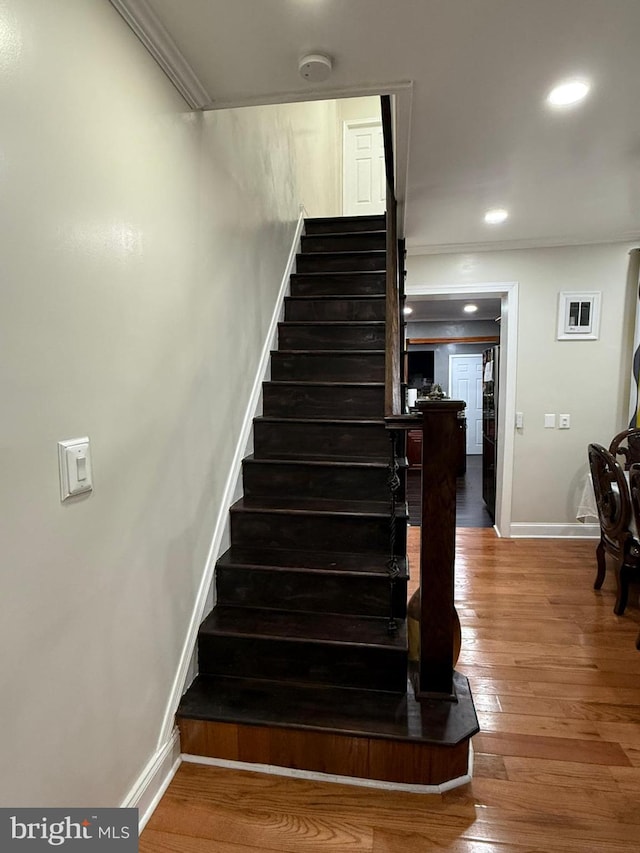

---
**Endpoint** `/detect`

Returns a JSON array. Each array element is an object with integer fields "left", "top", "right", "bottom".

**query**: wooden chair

[
  {"left": 609, "top": 428, "right": 640, "bottom": 471},
  {"left": 588, "top": 443, "right": 640, "bottom": 615},
  {"left": 628, "top": 464, "right": 640, "bottom": 649}
]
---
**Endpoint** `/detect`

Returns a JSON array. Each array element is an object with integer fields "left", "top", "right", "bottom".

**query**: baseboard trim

[
  {"left": 510, "top": 522, "right": 600, "bottom": 538},
  {"left": 180, "top": 744, "right": 474, "bottom": 794},
  {"left": 122, "top": 728, "right": 181, "bottom": 831},
  {"left": 156, "top": 212, "right": 306, "bottom": 749}
]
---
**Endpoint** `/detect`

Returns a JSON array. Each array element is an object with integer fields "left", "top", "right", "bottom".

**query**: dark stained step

[
  {"left": 242, "top": 456, "right": 391, "bottom": 502},
  {"left": 278, "top": 321, "right": 385, "bottom": 350},
  {"left": 301, "top": 231, "right": 386, "bottom": 254},
  {"left": 178, "top": 671, "right": 478, "bottom": 745},
  {"left": 304, "top": 214, "right": 385, "bottom": 235},
  {"left": 215, "top": 547, "right": 407, "bottom": 617},
  {"left": 197, "top": 606, "right": 407, "bottom": 692},
  {"left": 253, "top": 417, "right": 390, "bottom": 461},
  {"left": 296, "top": 251, "right": 386, "bottom": 273},
  {"left": 262, "top": 381, "right": 384, "bottom": 419},
  {"left": 290, "top": 272, "right": 385, "bottom": 297},
  {"left": 284, "top": 295, "right": 385, "bottom": 322},
  {"left": 216, "top": 544, "right": 407, "bottom": 573},
  {"left": 270, "top": 350, "right": 385, "bottom": 382},
  {"left": 229, "top": 497, "right": 407, "bottom": 555}
]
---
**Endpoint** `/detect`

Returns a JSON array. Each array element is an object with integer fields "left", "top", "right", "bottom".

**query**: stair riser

[
  {"left": 243, "top": 460, "right": 390, "bottom": 502},
  {"left": 271, "top": 352, "right": 385, "bottom": 382},
  {"left": 216, "top": 566, "right": 407, "bottom": 618},
  {"left": 284, "top": 298, "right": 385, "bottom": 322},
  {"left": 304, "top": 215, "right": 385, "bottom": 235},
  {"left": 198, "top": 634, "right": 407, "bottom": 692},
  {"left": 263, "top": 384, "right": 383, "bottom": 418},
  {"left": 278, "top": 323, "right": 385, "bottom": 350},
  {"left": 296, "top": 252, "right": 386, "bottom": 273},
  {"left": 290, "top": 273, "right": 385, "bottom": 297},
  {"left": 301, "top": 233, "right": 386, "bottom": 253},
  {"left": 254, "top": 420, "right": 390, "bottom": 461},
  {"left": 231, "top": 510, "right": 406, "bottom": 555}
]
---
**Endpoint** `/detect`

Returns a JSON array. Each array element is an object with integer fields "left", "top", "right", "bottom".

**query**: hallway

[{"left": 407, "top": 455, "right": 494, "bottom": 528}]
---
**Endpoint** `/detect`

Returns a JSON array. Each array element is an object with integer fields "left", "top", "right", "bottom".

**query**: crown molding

[
  {"left": 406, "top": 232, "right": 640, "bottom": 256},
  {"left": 203, "top": 80, "right": 413, "bottom": 111},
  {"left": 109, "top": 0, "right": 212, "bottom": 109}
]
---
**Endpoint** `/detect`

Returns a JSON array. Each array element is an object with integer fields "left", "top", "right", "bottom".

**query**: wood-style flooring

[
  {"left": 407, "top": 455, "right": 493, "bottom": 528},
  {"left": 141, "top": 528, "right": 640, "bottom": 853}
]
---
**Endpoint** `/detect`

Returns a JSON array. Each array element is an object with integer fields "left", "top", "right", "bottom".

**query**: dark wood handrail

[{"left": 381, "top": 95, "right": 402, "bottom": 417}]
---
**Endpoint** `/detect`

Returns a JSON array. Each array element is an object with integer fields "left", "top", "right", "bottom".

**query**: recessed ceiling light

[
  {"left": 464, "top": 304, "right": 478, "bottom": 314},
  {"left": 547, "top": 78, "right": 590, "bottom": 107},
  {"left": 484, "top": 208, "right": 509, "bottom": 225},
  {"left": 403, "top": 306, "right": 413, "bottom": 315}
]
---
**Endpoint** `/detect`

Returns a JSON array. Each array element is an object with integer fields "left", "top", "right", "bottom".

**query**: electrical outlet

[{"left": 559, "top": 414, "right": 571, "bottom": 429}]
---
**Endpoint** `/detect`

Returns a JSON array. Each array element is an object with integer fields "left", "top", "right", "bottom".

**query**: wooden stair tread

[
  {"left": 285, "top": 294, "right": 385, "bottom": 301},
  {"left": 216, "top": 545, "right": 408, "bottom": 577},
  {"left": 177, "top": 672, "right": 478, "bottom": 745},
  {"left": 200, "top": 606, "right": 407, "bottom": 648},
  {"left": 298, "top": 249, "right": 386, "bottom": 257},
  {"left": 243, "top": 454, "right": 388, "bottom": 470},
  {"left": 230, "top": 496, "right": 406, "bottom": 517},
  {"left": 304, "top": 214, "right": 385, "bottom": 228},
  {"left": 255, "top": 415, "right": 384, "bottom": 423},
  {"left": 279, "top": 320, "right": 385, "bottom": 326},
  {"left": 265, "top": 380, "right": 384, "bottom": 388},
  {"left": 272, "top": 349, "right": 385, "bottom": 354},
  {"left": 301, "top": 230, "right": 386, "bottom": 240}
]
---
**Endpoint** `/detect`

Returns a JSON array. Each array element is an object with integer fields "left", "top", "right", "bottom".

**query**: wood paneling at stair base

[
  {"left": 144, "top": 529, "right": 640, "bottom": 852},
  {"left": 179, "top": 718, "right": 468, "bottom": 785}
]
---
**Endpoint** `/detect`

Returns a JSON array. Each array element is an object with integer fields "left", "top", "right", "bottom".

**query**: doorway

[
  {"left": 449, "top": 353, "right": 483, "bottom": 454},
  {"left": 403, "top": 282, "right": 518, "bottom": 537}
]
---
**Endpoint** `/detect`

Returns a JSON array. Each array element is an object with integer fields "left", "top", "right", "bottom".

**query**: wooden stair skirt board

[
  {"left": 177, "top": 213, "right": 477, "bottom": 788},
  {"left": 177, "top": 672, "right": 478, "bottom": 787}
]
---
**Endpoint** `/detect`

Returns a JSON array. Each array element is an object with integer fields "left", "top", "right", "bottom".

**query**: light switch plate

[
  {"left": 58, "top": 437, "right": 93, "bottom": 501},
  {"left": 544, "top": 414, "right": 556, "bottom": 428},
  {"left": 515, "top": 411, "right": 524, "bottom": 429}
]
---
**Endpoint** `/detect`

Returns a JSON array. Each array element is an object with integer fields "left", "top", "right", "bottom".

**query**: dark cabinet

[{"left": 407, "top": 419, "right": 466, "bottom": 475}]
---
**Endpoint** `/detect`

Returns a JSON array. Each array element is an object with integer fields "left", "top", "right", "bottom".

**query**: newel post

[{"left": 416, "top": 399, "right": 465, "bottom": 700}]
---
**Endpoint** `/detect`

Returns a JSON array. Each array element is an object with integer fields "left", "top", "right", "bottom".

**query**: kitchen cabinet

[{"left": 407, "top": 419, "right": 466, "bottom": 475}]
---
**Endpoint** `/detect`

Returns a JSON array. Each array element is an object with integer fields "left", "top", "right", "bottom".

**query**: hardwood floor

[
  {"left": 142, "top": 528, "right": 640, "bottom": 853},
  {"left": 407, "top": 455, "right": 493, "bottom": 528}
]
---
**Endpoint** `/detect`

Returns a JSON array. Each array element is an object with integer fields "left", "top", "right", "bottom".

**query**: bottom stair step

[{"left": 177, "top": 673, "right": 479, "bottom": 786}]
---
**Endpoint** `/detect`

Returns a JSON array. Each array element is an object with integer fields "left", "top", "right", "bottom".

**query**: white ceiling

[
  {"left": 115, "top": 0, "right": 640, "bottom": 254},
  {"left": 406, "top": 297, "right": 502, "bottom": 324}
]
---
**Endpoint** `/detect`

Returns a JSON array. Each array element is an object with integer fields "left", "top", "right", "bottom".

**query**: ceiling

[
  {"left": 406, "top": 297, "right": 502, "bottom": 324},
  {"left": 112, "top": 0, "right": 640, "bottom": 254}
]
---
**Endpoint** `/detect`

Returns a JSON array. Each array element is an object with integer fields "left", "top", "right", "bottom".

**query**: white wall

[
  {"left": 407, "top": 244, "right": 639, "bottom": 527},
  {"left": 0, "top": 0, "right": 338, "bottom": 807}
]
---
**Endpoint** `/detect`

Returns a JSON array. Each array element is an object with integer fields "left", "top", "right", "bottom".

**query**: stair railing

[
  {"left": 381, "top": 95, "right": 402, "bottom": 418},
  {"left": 381, "top": 95, "right": 460, "bottom": 700}
]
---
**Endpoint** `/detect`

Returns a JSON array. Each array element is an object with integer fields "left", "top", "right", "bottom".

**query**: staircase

[{"left": 177, "top": 214, "right": 476, "bottom": 787}]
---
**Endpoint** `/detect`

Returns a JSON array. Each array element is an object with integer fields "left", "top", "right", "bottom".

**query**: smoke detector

[{"left": 298, "top": 53, "right": 333, "bottom": 82}]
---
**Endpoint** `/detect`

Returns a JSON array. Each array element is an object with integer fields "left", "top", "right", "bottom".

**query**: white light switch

[
  {"left": 58, "top": 437, "right": 93, "bottom": 501},
  {"left": 544, "top": 414, "right": 556, "bottom": 428},
  {"left": 515, "top": 411, "right": 524, "bottom": 429},
  {"left": 559, "top": 414, "right": 571, "bottom": 429}
]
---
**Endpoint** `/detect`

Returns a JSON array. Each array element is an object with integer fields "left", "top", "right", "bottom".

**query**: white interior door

[
  {"left": 449, "top": 354, "right": 483, "bottom": 455},
  {"left": 343, "top": 120, "right": 385, "bottom": 216}
]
